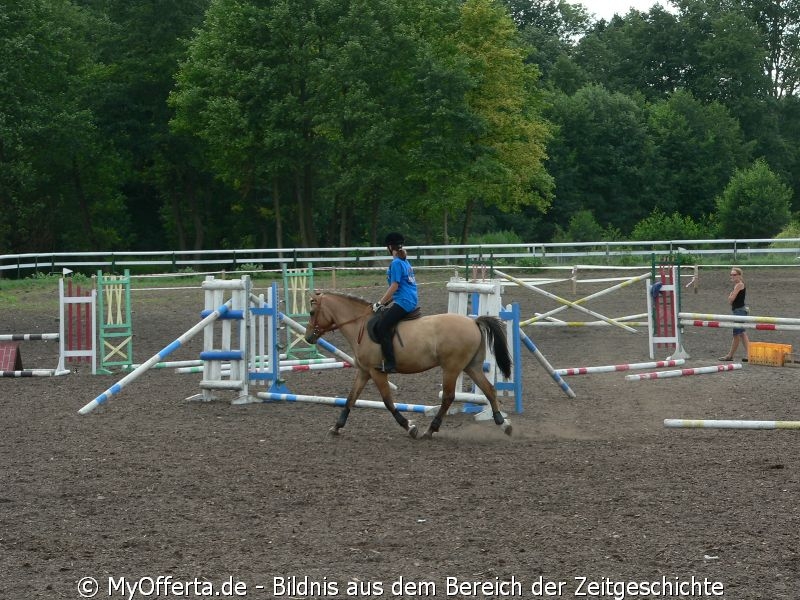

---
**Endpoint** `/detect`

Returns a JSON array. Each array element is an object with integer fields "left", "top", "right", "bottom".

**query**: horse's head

[
  {"left": 304, "top": 292, "right": 331, "bottom": 344},
  {"left": 304, "top": 291, "right": 372, "bottom": 343}
]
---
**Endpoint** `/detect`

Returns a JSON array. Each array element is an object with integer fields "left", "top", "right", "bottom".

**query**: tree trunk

[
  {"left": 338, "top": 200, "right": 348, "bottom": 247},
  {"left": 460, "top": 198, "right": 475, "bottom": 244},
  {"left": 272, "top": 179, "right": 283, "bottom": 254},
  {"left": 302, "top": 162, "right": 317, "bottom": 247},
  {"left": 192, "top": 195, "right": 204, "bottom": 251},
  {"left": 370, "top": 196, "right": 379, "bottom": 245},
  {"left": 72, "top": 158, "right": 98, "bottom": 248},
  {"left": 295, "top": 173, "right": 308, "bottom": 246},
  {"left": 168, "top": 179, "right": 189, "bottom": 250}
]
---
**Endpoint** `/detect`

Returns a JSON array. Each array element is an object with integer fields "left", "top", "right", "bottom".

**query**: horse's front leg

[
  {"left": 330, "top": 369, "right": 370, "bottom": 436},
  {"left": 371, "top": 369, "right": 418, "bottom": 439},
  {"left": 420, "top": 371, "right": 459, "bottom": 439}
]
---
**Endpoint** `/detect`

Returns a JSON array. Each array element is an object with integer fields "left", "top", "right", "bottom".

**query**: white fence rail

[{"left": 2, "top": 238, "right": 799, "bottom": 278}]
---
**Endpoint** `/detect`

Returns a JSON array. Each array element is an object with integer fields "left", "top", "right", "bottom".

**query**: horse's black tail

[{"left": 476, "top": 316, "right": 512, "bottom": 379}]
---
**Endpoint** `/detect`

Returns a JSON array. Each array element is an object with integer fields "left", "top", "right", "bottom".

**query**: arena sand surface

[{"left": 1, "top": 266, "right": 798, "bottom": 599}]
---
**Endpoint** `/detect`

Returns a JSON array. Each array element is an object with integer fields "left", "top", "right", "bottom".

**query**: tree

[
  {"left": 739, "top": 0, "right": 800, "bottom": 98},
  {"left": 449, "top": 0, "right": 553, "bottom": 243},
  {"left": 647, "top": 90, "right": 751, "bottom": 219},
  {"left": 78, "top": 0, "right": 214, "bottom": 249},
  {"left": 544, "top": 85, "right": 655, "bottom": 235},
  {"left": 0, "top": 0, "right": 129, "bottom": 253},
  {"left": 575, "top": 6, "right": 685, "bottom": 101},
  {"left": 171, "top": 0, "right": 323, "bottom": 247},
  {"left": 500, "top": 0, "right": 592, "bottom": 92},
  {"left": 715, "top": 158, "right": 792, "bottom": 237},
  {"left": 310, "top": 0, "right": 475, "bottom": 246}
]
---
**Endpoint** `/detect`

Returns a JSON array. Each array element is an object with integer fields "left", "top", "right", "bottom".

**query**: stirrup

[{"left": 378, "top": 362, "right": 396, "bottom": 374}]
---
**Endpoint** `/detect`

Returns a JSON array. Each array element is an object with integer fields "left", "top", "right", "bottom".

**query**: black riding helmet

[{"left": 384, "top": 232, "right": 404, "bottom": 247}]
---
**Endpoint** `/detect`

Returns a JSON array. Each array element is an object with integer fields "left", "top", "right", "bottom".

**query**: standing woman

[
  {"left": 719, "top": 266, "right": 750, "bottom": 361},
  {"left": 372, "top": 232, "right": 418, "bottom": 373}
]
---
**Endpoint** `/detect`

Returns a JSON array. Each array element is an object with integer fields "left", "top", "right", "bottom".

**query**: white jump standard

[{"left": 0, "top": 278, "right": 96, "bottom": 376}]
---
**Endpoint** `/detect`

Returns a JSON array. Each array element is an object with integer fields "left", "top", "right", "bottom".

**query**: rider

[{"left": 373, "top": 232, "right": 418, "bottom": 373}]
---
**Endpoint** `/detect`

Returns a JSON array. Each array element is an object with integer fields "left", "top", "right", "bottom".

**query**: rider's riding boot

[{"left": 379, "top": 335, "right": 396, "bottom": 373}]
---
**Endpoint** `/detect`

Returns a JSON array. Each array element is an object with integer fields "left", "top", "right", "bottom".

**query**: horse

[{"left": 303, "top": 291, "right": 513, "bottom": 439}]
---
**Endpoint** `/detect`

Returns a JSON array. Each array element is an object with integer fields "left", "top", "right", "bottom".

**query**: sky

[{"left": 578, "top": 0, "right": 672, "bottom": 22}]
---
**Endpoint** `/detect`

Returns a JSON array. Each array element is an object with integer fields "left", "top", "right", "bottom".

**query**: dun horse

[{"left": 304, "top": 292, "right": 513, "bottom": 439}]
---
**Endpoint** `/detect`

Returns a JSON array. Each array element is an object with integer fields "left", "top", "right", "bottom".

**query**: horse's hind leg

[
  {"left": 330, "top": 370, "right": 370, "bottom": 435},
  {"left": 465, "top": 365, "right": 512, "bottom": 436},
  {"left": 420, "top": 370, "right": 459, "bottom": 439},
  {"left": 372, "top": 371, "right": 418, "bottom": 439}
]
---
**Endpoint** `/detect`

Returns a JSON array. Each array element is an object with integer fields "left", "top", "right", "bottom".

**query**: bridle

[{"left": 307, "top": 294, "right": 371, "bottom": 341}]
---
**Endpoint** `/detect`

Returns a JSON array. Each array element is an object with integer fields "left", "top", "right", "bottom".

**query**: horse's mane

[{"left": 314, "top": 290, "right": 371, "bottom": 306}]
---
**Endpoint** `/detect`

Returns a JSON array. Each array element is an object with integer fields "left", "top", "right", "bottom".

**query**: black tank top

[{"left": 732, "top": 287, "right": 746, "bottom": 310}]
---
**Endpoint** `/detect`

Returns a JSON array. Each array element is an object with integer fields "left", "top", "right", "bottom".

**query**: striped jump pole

[
  {"left": 680, "top": 320, "right": 800, "bottom": 332},
  {"left": 257, "top": 391, "right": 438, "bottom": 416},
  {"left": 679, "top": 312, "right": 800, "bottom": 325},
  {"left": 494, "top": 269, "right": 638, "bottom": 333},
  {"left": 625, "top": 363, "right": 742, "bottom": 381},
  {"left": 1, "top": 369, "right": 71, "bottom": 377},
  {"left": 176, "top": 361, "right": 352, "bottom": 375},
  {"left": 124, "top": 355, "right": 287, "bottom": 370},
  {"left": 665, "top": 419, "right": 800, "bottom": 430},
  {"left": 78, "top": 300, "right": 233, "bottom": 415},
  {"left": 173, "top": 356, "right": 339, "bottom": 373},
  {"left": 0, "top": 333, "right": 60, "bottom": 341},
  {"left": 518, "top": 329, "right": 576, "bottom": 398},
  {"left": 277, "top": 361, "right": 350, "bottom": 373},
  {"left": 556, "top": 359, "right": 686, "bottom": 376}
]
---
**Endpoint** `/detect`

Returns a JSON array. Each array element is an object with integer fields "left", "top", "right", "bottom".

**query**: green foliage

[
  {"left": 468, "top": 230, "right": 523, "bottom": 245},
  {"left": 442, "top": 0, "right": 554, "bottom": 242},
  {"left": 0, "top": 0, "right": 131, "bottom": 253},
  {"left": 4, "top": 0, "right": 800, "bottom": 254},
  {"left": 715, "top": 158, "right": 793, "bottom": 238},
  {"left": 575, "top": 6, "right": 685, "bottom": 101},
  {"left": 551, "top": 209, "right": 622, "bottom": 243},
  {"left": 773, "top": 220, "right": 800, "bottom": 240},
  {"left": 647, "top": 90, "right": 751, "bottom": 219},
  {"left": 544, "top": 85, "right": 656, "bottom": 235},
  {"left": 630, "top": 209, "right": 713, "bottom": 241},
  {"left": 236, "top": 263, "right": 261, "bottom": 273}
]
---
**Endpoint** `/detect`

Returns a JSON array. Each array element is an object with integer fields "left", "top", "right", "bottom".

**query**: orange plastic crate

[{"left": 748, "top": 342, "right": 793, "bottom": 367}]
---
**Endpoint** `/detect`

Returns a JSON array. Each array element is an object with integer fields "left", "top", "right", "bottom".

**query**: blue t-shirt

[{"left": 387, "top": 257, "right": 418, "bottom": 311}]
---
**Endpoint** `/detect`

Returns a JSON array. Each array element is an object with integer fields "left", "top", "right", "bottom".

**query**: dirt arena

[{"left": 1, "top": 266, "right": 798, "bottom": 599}]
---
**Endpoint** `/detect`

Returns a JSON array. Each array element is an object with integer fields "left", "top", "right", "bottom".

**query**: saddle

[{"left": 366, "top": 307, "right": 422, "bottom": 345}]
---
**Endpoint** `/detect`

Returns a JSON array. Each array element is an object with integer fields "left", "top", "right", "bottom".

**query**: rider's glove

[{"left": 372, "top": 302, "right": 383, "bottom": 313}]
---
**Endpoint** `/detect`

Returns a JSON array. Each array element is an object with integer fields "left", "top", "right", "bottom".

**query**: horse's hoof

[
  {"left": 419, "top": 429, "right": 433, "bottom": 440},
  {"left": 407, "top": 423, "right": 419, "bottom": 439},
  {"left": 501, "top": 421, "right": 512, "bottom": 436},
  {"left": 328, "top": 426, "right": 341, "bottom": 436}
]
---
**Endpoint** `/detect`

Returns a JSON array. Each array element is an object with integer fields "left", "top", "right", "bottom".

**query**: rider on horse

[{"left": 372, "top": 232, "right": 418, "bottom": 373}]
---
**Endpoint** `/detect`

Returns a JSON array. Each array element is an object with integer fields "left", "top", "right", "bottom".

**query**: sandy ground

[{"left": 1, "top": 266, "right": 798, "bottom": 599}]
